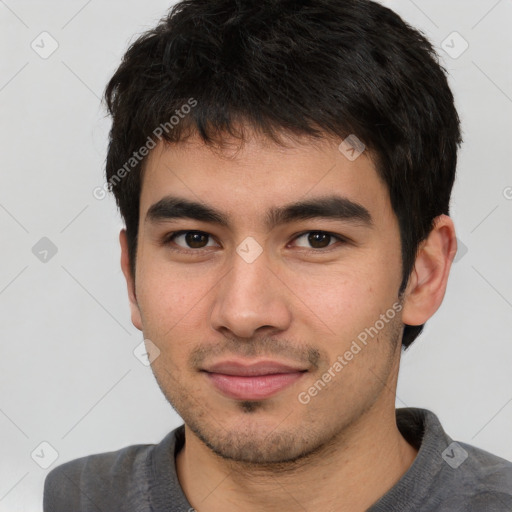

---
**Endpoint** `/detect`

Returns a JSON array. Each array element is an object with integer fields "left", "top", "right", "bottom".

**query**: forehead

[{"left": 139, "top": 131, "right": 392, "bottom": 228}]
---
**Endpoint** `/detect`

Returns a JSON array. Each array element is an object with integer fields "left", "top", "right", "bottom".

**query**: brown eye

[
  {"left": 166, "top": 231, "right": 218, "bottom": 250},
  {"left": 293, "top": 231, "right": 341, "bottom": 250},
  {"left": 307, "top": 232, "right": 332, "bottom": 248},
  {"left": 184, "top": 231, "right": 209, "bottom": 248}
]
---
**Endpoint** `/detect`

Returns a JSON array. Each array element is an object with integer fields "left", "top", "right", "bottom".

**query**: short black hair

[{"left": 104, "top": 0, "right": 462, "bottom": 348}]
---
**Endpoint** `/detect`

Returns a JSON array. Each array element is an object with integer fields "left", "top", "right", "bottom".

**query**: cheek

[
  {"left": 291, "top": 259, "right": 396, "bottom": 322},
  {"left": 138, "top": 244, "right": 212, "bottom": 305},
  {"left": 135, "top": 262, "right": 211, "bottom": 348}
]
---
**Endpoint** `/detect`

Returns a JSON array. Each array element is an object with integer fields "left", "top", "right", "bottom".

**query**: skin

[{"left": 120, "top": 129, "right": 457, "bottom": 511}]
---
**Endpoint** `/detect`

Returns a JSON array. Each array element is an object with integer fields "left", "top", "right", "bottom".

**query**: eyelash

[{"left": 160, "top": 230, "right": 349, "bottom": 255}]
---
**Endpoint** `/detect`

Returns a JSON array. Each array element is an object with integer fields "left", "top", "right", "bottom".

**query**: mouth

[{"left": 201, "top": 359, "right": 308, "bottom": 400}]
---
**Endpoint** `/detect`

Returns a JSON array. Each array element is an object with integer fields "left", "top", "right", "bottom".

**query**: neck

[{"left": 176, "top": 402, "right": 418, "bottom": 512}]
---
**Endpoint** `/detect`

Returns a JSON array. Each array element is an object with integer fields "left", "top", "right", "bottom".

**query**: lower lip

[{"left": 205, "top": 372, "right": 305, "bottom": 400}]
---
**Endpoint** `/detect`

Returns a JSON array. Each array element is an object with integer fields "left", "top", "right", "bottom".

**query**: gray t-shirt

[{"left": 43, "top": 408, "right": 512, "bottom": 511}]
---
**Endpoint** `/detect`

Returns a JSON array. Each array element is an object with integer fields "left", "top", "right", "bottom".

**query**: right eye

[{"left": 162, "top": 230, "right": 220, "bottom": 252}]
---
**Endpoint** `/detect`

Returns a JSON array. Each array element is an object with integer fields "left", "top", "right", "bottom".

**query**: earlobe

[
  {"left": 401, "top": 215, "right": 457, "bottom": 327},
  {"left": 119, "top": 229, "right": 143, "bottom": 331}
]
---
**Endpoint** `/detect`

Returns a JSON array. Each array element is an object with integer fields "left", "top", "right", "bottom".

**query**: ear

[
  {"left": 401, "top": 215, "right": 458, "bottom": 326},
  {"left": 119, "top": 229, "right": 143, "bottom": 331}
]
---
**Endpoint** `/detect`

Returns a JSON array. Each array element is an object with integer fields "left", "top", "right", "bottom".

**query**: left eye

[{"left": 292, "top": 231, "right": 343, "bottom": 249}]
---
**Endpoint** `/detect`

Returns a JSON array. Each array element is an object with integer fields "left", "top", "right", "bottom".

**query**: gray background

[{"left": 1, "top": 1, "right": 511, "bottom": 510}]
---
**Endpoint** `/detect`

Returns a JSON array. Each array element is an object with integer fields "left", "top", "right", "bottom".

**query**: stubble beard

[{"left": 150, "top": 314, "right": 403, "bottom": 468}]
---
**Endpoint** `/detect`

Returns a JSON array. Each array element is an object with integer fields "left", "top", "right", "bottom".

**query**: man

[{"left": 43, "top": 0, "right": 512, "bottom": 510}]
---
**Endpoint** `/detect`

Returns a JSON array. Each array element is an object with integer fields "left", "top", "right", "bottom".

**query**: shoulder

[
  {"left": 394, "top": 408, "right": 512, "bottom": 511},
  {"left": 431, "top": 429, "right": 512, "bottom": 510},
  {"left": 452, "top": 441, "right": 512, "bottom": 508},
  {"left": 43, "top": 441, "right": 155, "bottom": 512}
]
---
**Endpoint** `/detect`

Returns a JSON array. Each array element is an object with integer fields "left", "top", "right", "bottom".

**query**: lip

[
  {"left": 202, "top": 359, "right": 307, "bottom": 400},
  {"left": 204, "top": 360, "right": 306, "bottom": 376}
]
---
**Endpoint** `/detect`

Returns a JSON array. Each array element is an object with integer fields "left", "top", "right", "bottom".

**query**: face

[{"left": 124, "top": 130, "right": 406, "bottom": 464}]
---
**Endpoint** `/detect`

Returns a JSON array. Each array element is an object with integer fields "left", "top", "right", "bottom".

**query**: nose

[{"left": 209, "top": 247, "right": 292, "bottom": 339}]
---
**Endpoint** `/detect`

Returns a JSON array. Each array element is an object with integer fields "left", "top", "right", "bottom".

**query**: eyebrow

[{"left": 145, "top": 195, "right": 372, "bottom": 230}]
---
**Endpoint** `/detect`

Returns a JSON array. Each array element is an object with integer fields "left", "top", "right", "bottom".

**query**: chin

[{"left": 184, "top": 409, "right": 332, "bottom": 466}]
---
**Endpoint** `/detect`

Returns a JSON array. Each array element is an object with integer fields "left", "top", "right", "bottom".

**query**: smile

[{"left": 202, "top": 360, "right": 308, "bottom": 400}]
